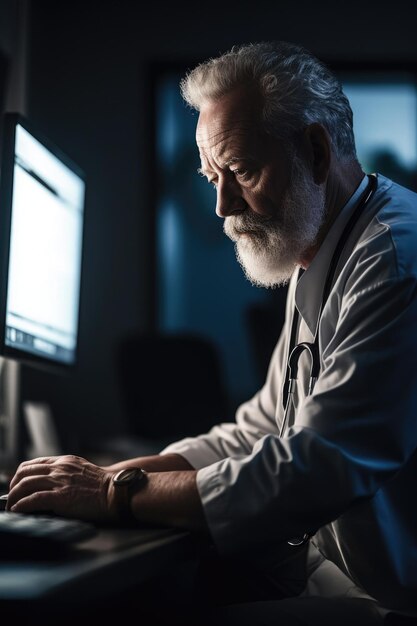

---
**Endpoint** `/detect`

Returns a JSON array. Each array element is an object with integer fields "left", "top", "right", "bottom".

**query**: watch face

[{"left": 113, "top": 467, "right": 143, "bottom": 485}]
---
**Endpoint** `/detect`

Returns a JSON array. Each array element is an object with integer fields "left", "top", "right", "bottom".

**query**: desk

[{"left": 0, "top": 525, "right": 206, "bottom": 620}]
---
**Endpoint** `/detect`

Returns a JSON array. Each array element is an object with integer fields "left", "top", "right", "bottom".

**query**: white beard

[{"left": 223, "top": 157, "right": 326, "bottom": 288}]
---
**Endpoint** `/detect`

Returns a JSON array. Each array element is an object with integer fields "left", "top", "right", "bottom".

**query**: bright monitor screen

[{"left": 0, "top": 113, "right": 85, "bottom": 367}]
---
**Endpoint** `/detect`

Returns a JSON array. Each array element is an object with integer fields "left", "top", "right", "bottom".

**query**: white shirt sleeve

[
  {"left": 160, "top": 324, "right": 288, "bottom": 469},
  {"left": 160, "top": 276, "right": 298, "bottom": 470}
]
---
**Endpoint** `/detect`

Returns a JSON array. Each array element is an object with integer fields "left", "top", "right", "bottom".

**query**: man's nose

[{"left": 215, "top": 177, "right": 245, "bottom": 218}]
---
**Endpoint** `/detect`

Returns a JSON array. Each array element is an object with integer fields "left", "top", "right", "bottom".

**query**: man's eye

[{"left": 231, "top": 169, "right": 249, "bottom": 180}]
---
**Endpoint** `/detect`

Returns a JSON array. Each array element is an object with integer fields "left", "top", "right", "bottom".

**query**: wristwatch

[{"left": 112, "top": 467, "right": 148, "bottom": 524}]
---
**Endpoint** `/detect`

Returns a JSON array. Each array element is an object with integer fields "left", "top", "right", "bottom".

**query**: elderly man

[{"left": 7, "top": 42, "right": 417, "bottom": 625}]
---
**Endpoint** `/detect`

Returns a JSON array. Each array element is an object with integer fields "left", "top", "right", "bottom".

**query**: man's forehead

[
  {"left": 196, "top": 86, "right": 262, "bottom": 141},
  {"left": 196, "top": 114, "right": 263, "bottom": 173},
  {"left": 196, "top": 119, "right": 255, "bottom": 144},
  {"left": 197, "top": 125, "right": 256, "bottom": 159}
]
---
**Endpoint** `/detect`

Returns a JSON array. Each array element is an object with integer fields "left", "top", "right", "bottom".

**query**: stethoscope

[{"left": 281, "top": 173, "right": 378, "bottom": 546}]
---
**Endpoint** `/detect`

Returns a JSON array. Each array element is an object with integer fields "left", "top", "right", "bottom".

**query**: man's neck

[{"left": 300, "top": 161, "right": 364, "bottom": 269}]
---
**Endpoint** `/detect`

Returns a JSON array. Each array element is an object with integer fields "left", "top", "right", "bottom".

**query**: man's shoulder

[
  {"left": 356, "top": 174, "right": 417, "bottom": 282},
  {"left": 374, "top": 173, "right": 417, "bottom": 218}
]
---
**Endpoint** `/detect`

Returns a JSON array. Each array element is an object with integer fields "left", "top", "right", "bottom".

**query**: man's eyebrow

[
  {"left": 223, "top": 157, "right": 242, "bottom": 167},
  {"left": 197, "top": 156, "right": 256, "bottom": 177},
  {"left": 224, "top": 156, "right": 257, "bottom": 167}
]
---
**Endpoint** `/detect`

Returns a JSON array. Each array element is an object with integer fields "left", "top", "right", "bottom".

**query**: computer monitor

[{"left": 0, "top": 113, "right": 86, "bottom": 369}]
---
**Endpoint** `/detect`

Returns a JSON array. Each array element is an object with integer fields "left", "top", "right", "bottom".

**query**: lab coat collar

[{"left": 295, "top": 174, "right": 369, "bottom": 337}]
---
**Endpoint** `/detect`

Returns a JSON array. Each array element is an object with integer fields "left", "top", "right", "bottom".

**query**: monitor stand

[{"left": 0, "top": 357, "right": 20, "bottom": 485}]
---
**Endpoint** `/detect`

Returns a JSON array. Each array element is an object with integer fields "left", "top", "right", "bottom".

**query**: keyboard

[{"left": 0, "top": 510, "right": 97, "bottom": 559}]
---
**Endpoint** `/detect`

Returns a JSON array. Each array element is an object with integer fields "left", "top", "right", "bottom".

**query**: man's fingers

[
  {"left": 18, "top": 457, "right": 58, "bottom": 467},
  {"left": 9, "top": 462, "right": 52, "bottom": 491},
  {"left": 7, "top": 476, "right": 54, "bottom": 511},
  {"left": 9, "top": 491, "right": 55, "bottom": 514}
]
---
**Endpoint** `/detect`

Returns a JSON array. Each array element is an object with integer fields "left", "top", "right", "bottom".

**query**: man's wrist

[{"left": 108, "top": 467, "right": 148, "bottom": 524}]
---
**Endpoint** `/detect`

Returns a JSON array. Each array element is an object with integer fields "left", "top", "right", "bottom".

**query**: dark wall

[
  {"left": 23, "top": 0, "right": 417, "bottom": 451},
  {"left": 0, "top": 50, "right": 8, "bottom": 116},
  {"left": 0, "top": 0, "right": 14, "bottom": 123},
  {"left": 0, "top": 0, "right": 17, "bottom": 57}
]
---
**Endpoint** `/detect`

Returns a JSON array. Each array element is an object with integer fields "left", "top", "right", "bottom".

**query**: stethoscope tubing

[
  {"left": 281, "top": 174, "right": 378, "bottom": 416},
  {"left": 280, "top": 174, "right": 378, "bottom": 546}
]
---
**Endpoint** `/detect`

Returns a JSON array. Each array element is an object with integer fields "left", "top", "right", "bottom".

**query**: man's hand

[
  {"left": 6, "top": 454, "right": 209, "bottom": 533},
  {"left": 7, "top": 455, "right": 113, "bottom": 522}
]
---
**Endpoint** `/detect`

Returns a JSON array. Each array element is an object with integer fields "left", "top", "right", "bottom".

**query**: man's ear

[{"left": 303, "top": 123, "right": 331, "bottom": 184}]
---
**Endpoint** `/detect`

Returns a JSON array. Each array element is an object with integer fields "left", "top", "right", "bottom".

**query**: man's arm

[
  {"left": 159, "top": 330, "right": 290, "bottom": 469},
  {"left": 103, "top": 453, "right": 194, "bottom": 473},
  {"left": 158, "top": 275, "right": 295, "bottom": 470},
  {"left": 6, "top": 454, "right": 208, "bottom": 533},
  {"left": 122, "top": 469, "right": 207, "bottom": 532},
  {"left": 195, "top": 275, "right": 417, "bottom": 554},
  {"left": 103, "top": 454, "right": 204, "bottom": 530}
]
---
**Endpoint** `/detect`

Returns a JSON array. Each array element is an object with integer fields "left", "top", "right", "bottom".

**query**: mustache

[
  {"left": 228, "top": 212, "right": 273, "bottom": 227},
  {"left": 224, "top": 212, "right": 279, "bottom": 240}
]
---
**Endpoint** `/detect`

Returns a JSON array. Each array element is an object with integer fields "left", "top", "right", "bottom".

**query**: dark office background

[{"left": 0, "top": 0, "right": 417, "bottom": 458}]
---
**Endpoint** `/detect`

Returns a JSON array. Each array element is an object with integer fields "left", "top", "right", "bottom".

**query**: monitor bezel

[{"left": 0, "top": 112, "right": 86, "bottom": 373}]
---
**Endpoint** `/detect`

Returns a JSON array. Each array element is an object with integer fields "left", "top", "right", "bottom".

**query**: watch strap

[{"left": 112, "top": 467, "right": 147, "bottom": 525}]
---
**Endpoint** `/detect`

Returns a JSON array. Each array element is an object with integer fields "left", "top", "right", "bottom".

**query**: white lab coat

[{"left": 162, "top": 174, "right": 417, "bottom": 614}]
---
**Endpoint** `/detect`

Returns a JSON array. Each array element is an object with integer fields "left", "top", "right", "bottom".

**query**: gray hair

[{"left": 181, "top": 41, "right": 357, "bottom": 162}]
